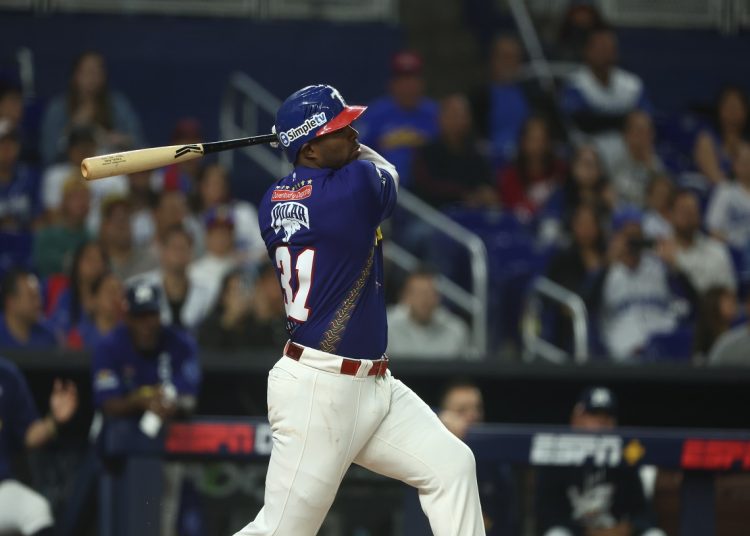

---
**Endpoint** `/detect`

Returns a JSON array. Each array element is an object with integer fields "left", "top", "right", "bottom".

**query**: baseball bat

[{"left": 80, "top": 133, "right": 279, "bottom": 181}]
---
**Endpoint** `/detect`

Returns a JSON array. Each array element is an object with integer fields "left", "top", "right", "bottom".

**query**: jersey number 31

[{"left": 275, "top": 246, "right": 315, "bottom": 322}]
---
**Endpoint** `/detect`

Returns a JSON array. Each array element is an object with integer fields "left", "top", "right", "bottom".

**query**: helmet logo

[
  {"left": 279, "top": 112, "right": 327, "bottom": 147},
  {"left": 329, "top": 86, "right": 346, "bottom": 107}
]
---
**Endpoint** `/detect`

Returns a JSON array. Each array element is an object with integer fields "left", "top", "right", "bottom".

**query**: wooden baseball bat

[{"left": 80, "top": 133, "right": 279, "bottom": 180}]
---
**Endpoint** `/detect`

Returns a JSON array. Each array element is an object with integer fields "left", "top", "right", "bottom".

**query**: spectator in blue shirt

[
  {"left": 357, "top": 50, "right": 439, "bottom": 186},
  {"left": 0, "top": 269, "right": 56, "bottom": 349},
  {"left": 0, "top": 123, "right": 41, "bottom": 232},
  {"left": 0, "top": 355, "right": 78, "bottom": 536}
]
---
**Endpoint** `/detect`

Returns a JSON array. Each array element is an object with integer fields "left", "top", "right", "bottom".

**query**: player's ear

[{"left": 298, "top": 141, "right": 317, "bottom": 164}]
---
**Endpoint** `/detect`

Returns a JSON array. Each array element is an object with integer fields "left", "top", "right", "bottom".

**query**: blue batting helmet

[{"left": 274, "top": 84, "right": 367, "bottom": 163}]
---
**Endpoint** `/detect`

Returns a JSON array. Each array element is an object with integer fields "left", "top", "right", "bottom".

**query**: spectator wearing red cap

[
  {"left": 156, "top": 118, "right": 203, "bottom": 193},
  {"left": 356, "top": 50, "right": 439, "bottom": 186}
]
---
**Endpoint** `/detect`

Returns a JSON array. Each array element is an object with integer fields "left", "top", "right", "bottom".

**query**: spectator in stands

[
  {"left": 556, "top": 3, "right": 605, "bottom": 61},
  {"left": 40, "top": 125, "right": 128, "bottom": 234},
  {"left": 0, "top": 269, "right": 55, "bottom": 348},
  {"left": 535, "top": 387, "right": 665, "bottom": 536},
  {"left": 498, "top": 116, "right": 566, "bottom": 218},
  {"left": 358, "top": 50, "right": 438, "bottom": 185},
  {"left": 708, "top": 289, "right": 750, "bottom": 366},
  {"left": 694, "top": 286, "right": 737, "bottom": 364},
  {"left": 198, "top": 265, "right": 287, "bottom": 349},
  {"left": 0, "top": 122, "right": 40, "bottom": 232},
  {"left": 32, "top": 175, "right": 91, "bottom": 277},
  {"left": 153, "top": 189, "right": 203, "bottom": 257},
  {"left": 666, "top": 189, "right": 736, "bottom": 293},
  {"left": 67, "top": 271, "right": 123, "bottom": 350},
  {"left": 159, "top": 118, "right": 203, "bottom": 193},
  {"left": 642, "top": 174, "right": 675, "bottom": 240},
  {"left": 192, "top": 163, "right": 264, "bottom": 264},
  {"left": 589, "top": 208, "right": 695, "bottom": 360},
  {"left": 706, "top": 143, "right": 750, "bottom": 249},
  {"left": 131, "top": 225, "right": 212, "bottom": 331},
  {"left": 470, "top": 34, "right": 564, "bottom": 167},
  {"left": 386, "top": 267, "right": 472, "bottom": 359},
  {"left": 412, "top": 94, "right": 495, "bottom": 209},
  {"left": 693, "top": 86, "right": 749, "bottom": 184},
  {"left": 545, "top": 203, "right": 606, "bottom": 351},
  {"left": 608, "top": 111, "right": 666, "bottom": 207},
  {"left": 98, "top": 196, "right": 158, "bottom": 280},
  {"left": 0, "top": 79, "right": 36, "bottom": 164},
  {"left": 40, "top": 51, "right": 144, "bottom": 165},
  {"left": 91, "top": 281, "right": 200, "bottom": 536},
  {"left": 538, "top": 144, "right": 611, "bottom": 244},
  {"left": 561, "top": 27, "right": 652, "bottom": 163},
  {"left": 46, "top": 241, "right": 108, "bottom": 340},
  {"left": 0, "top": 355, "right": 78, "bottom": 536},
  {"left": 189, "top": 207, "right": 239, "bottom": 308},
  {"left": 405, "top": 380, "right": 516, "bottom": 536},
  {"left": 128, "top": 169, "right": 159, "bottom": 247}
]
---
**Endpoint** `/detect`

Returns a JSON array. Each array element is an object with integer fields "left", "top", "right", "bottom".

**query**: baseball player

[
  {"left": 235, "top": 85, "right": 484, "bottom": 536},
  {"left": 0, "top": 355, "right": 78, "bottom": 536}
]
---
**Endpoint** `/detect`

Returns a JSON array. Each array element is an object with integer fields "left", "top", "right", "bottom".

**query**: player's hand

[
  {"left": 146, "top": 387, "right": 178, "bottom": 420},
  {"left": 49, "top": 379, "right": 78, "bottom": 425},
  {"left": 439, "top": 410, "right": 471, "bottom": 440}
]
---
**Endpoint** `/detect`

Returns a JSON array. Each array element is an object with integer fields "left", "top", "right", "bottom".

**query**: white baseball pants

[
  {"left": 0, "top": 479, "right": 54, "bottom": 535},
  {"left": 234, "top": 352, "right": 485, "bottom": 536}
]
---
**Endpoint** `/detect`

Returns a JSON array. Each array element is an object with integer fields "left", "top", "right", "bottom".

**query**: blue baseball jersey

[
  {"left": 0, "top": 356, "right": 39, "bottom": 481},
  {"left": 92, "top": 324, "right": 201, "bottom": 409},
  {"left": 357, "top": 96, "right": 438, "bottom": 186},
  {"left": 258, "top": 159, "right": 397, "bottom": 360},
  {"left": 0, "top": 314, "right": 56, "bottom": 349}
]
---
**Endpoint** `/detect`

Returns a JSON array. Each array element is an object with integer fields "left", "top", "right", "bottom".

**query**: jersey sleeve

[
  {"left": 342, "top": 159, "right": 398, "bottom": 226},
  {"left": 6, "top": 363, "right": 40, "bottom": 449},
  {"left": 172, "top": 332, "right": 202, "bottom": 397},
  {"left": 91, "top": 338, "right": 125, "bottom": 408}
]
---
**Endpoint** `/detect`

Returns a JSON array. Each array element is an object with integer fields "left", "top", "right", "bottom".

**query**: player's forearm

[
  {"left": 358, "top": 144, "right": 399, "bottom": 189},
  {"left": 24, "top": 415, "right": 57, "bottom": 449}
]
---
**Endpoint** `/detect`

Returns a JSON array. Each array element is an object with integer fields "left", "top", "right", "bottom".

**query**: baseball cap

[
  {"left": 577, "top": 386, "right": 618, "bottom": 416},
  {"left": 391, "top": 50, "right": 423, "bottom": 76},
  {"left": 611, "top": 206, "right": 643, "bottom": 233},
  {"left": 125, "top": 283, "right": 161, "bottom": 315},
  {"left": 204, "top": 205, "right": 235, "bottom": 229}
]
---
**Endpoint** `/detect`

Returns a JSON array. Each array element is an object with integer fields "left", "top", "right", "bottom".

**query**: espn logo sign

[
  {"left": 681, "top": 439, "right": 750, "bottom": 470},
  {"left": 530, "top": 433, "right": 622, "bottom": 466},
  {"left": 165, "top": 422, "right": 273, "bottom": 456}
]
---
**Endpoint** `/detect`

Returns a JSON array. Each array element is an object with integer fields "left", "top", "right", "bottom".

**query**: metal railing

[
  {"left": 220, "top": 72, "right": 489, "bottom": 356},
  {"left": 522, "top": 277, "right": 589, "bottom": 364}
]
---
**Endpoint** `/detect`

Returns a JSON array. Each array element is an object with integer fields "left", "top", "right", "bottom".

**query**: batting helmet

[{"left": 274, "top": 84, "right": 367, "bottom": 163}]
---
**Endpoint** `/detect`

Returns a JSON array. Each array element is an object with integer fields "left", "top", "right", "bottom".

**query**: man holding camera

[{"left": 588, "top": 208, "right": 696, "bottom": 360}]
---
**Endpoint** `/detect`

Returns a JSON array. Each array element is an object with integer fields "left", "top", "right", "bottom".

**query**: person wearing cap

[
  {"left": 235, "top": 85, "right": 484, "bottom": 535},
  {"left": 91, "top": 281, "right": 201, "bottom": 536},
  {"left": 188, "top": 205, "right": 239, "bottom": 309},
  {"left": 0, "top": 122, "right": 41, "bottom": 232},
  {"left": 32, "top": 174, "right": 91, "bottom": 277},
  {"left": 356, "top": 50, "right": 439, "bottom": 186},
  {"left": 535, "top": 387, "right": 665, "bottom": 536},
  {"left": 587, "top": 207, "right": 695, "bottom": 359}
]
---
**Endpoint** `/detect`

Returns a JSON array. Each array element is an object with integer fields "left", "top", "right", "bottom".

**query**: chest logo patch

[
  {"left": 271, "top": 202, "right": 310, "bottom": 242},
  {"left": 271, "top": 184, "right": 313, "bottom": 202}
]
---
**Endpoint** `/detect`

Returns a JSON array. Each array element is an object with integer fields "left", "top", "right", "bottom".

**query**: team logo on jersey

[
  {"left": 278, "top": 112, "right": 327, "bottom": 147},
  {"left": 271, "top": 202, "right": 310, "bottom": 242},
  {"left": 271, "top": 184, "right": 313, "bottom": 202}
]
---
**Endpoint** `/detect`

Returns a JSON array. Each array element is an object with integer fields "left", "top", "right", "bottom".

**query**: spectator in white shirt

[
  {"left": 589, "top": 208, "right": 694, "bottom": 360},
  {"left": 188, "top": 206, "right": 239, "bottom": 308},
  {"left": 706, "top": 143, "right": 750, "bottom": 249},
  {"left": 387, "top": 268, "right": 472, "bottom": 359},
  {"left": 666, "top": 189, "right": 736, "bottom": 293},
  {"left": 642, "top": 174, "right": 675, "bottom": 240},
  {"left": 129, "top": 225, "right": 212, "bottom": 331},
  {"left": 608, "top": 111, "right": 665, "bottom": 208}
]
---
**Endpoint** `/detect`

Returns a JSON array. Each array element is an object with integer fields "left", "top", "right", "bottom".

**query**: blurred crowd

[{"left": 2, "top": 4, "right": 750, "bottom": 368}]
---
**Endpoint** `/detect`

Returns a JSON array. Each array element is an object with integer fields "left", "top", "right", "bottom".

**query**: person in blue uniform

[
  {"left": 0, "top": 355, "right": 78, "bottom": 536},
  {"left": 234, "top": 84, "right": 484, "bottom": 536}
]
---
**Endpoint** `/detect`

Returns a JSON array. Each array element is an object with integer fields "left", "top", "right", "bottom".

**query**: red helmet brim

[{"left": 316, "top": 105, "right": 367, "bottom": 137}]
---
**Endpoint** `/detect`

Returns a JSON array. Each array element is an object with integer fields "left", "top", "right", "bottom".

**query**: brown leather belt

[{"left": 284, "top": 341, "right": 388, "bottom": 377}]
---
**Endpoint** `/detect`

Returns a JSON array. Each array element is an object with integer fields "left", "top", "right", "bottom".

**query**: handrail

[
  {"left": 220, "top": 72, "right": 490, "bottom": 356},
  {"left": 507, "top": 0, "right": 555, "bottom": 92},
  {"left": 522, "top": 277, "right": 589, "bottom": 364}
]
